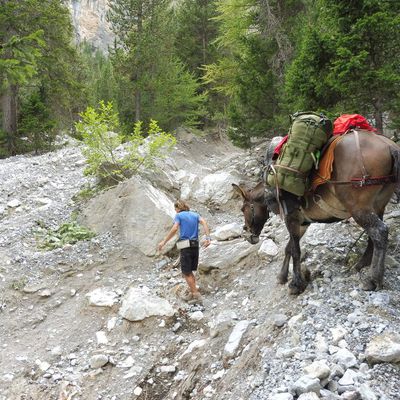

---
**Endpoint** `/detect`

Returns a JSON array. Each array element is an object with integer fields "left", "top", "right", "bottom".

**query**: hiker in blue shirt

[{"left": 158, "top": 199, "right": 211, "bottom": 303}]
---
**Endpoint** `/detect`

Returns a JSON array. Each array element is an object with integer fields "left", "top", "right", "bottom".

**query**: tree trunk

[
  {"left": 134, "top": 1, "right": 143, "bottom": 122},
  {"left": 374, "top": 111, "right": 383, "bottom": 133},
  {"left": 1, "top": 84, "right": 18, "bottom": 155}
]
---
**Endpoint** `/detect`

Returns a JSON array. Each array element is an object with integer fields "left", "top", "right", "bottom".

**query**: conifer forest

[{"left": 1, "top": 0, "right": 399, "bottom": 155}]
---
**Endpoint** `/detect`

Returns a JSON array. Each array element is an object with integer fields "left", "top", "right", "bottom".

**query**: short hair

[{"left": 174, "top": 199, "right": 190, "bottom": 211}]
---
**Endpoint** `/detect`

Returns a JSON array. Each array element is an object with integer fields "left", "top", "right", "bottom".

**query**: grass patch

[
  {"left": 10, "top": 277, "right": 28, "bottom": 291},
  {"left": 37, "top": 221, "right": 96, "bottom": 250}
]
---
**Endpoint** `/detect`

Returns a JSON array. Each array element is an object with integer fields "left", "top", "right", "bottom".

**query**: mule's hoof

[
  {"left": 303, "top": 268, "right": 311, "bottom": 282},
  {"left": 288, "top": 281, "right": 306, "bottom": 295},
  {"left": 277, "top": 274, "right": 288, "bottom": 285},
  {"left": 353, "top": 261, "right": 369, "bottom": 272},
  {"left": 362, "top": 279, "right": 377, "bottom": 291}
]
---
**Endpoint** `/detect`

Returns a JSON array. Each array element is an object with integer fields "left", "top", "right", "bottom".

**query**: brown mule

[{"left": 233, "top": 131, "right": 400, "bottom": 295}]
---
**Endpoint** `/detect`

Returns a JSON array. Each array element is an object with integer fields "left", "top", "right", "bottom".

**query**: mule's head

[{"left": 232, "top": 182, "right": 270, "bottom": 244}]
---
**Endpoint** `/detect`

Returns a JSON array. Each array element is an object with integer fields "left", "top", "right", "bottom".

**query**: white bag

[{"left": 176, "top": 239, "right": 190, "bottom": 249}]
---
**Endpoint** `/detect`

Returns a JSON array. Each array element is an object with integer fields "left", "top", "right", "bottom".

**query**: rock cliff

[{"left": 67, "top": 0, "right": 114, "bottom": 51}]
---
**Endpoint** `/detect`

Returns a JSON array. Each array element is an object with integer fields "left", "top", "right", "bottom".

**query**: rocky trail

[{"left": 0, "top": 131, "right": 400, "bottom": 400}]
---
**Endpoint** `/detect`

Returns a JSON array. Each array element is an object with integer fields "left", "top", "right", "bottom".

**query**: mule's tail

[{"left": 390, "top": 145, "right": 400, "bottom": 190}]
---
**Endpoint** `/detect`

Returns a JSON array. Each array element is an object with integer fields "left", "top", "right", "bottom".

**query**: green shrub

[
  {"left": 37, "top": 221, "right": 96, "bottom": 250},
  {"left": 75, "top": 101, "right": 176, "bottom": 185}
]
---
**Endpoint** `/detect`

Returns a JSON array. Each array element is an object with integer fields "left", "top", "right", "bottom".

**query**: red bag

[{"left": 333, "top": 114, "right": 376, "bottom": 135}]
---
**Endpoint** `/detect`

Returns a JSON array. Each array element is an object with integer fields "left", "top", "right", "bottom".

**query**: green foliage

[
  {"left": 37, "top": 221, "right": 96, "bottom": 250},
  {"left": 75, "top": 101, "right": 176, "bottom": 184},
  {"left": 79, "top": 43, "right": 118, "bottom": 107},
  {"left": 10, "top": 277, "right": 28, "bottom": 291},
  {"left": 0, "top": 30, "right": 44, "bottom": 88},
  {"left": 174, "top": 0, "right": 219, "bottom": 76},
  {"left": 18, "top": 89, "right": 57, "bottom": 153},
  {"left": 73, "top": 184, "right": 101, "bottom": 203},
  {"left": 284, "top": 0, "right": 400, "bottom": 129},
  {"left": 204, "top": 0, "right": 301, "bottom": 146},
  {"left": 0, "top": 0, "right": 86, "bottom": 157},
  {"left": 107, "top": 0, "right": 206, "bottom": 130}
]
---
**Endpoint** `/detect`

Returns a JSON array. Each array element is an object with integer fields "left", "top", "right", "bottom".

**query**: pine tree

[
  {"left": 107, "top": 0, "right": 205, "bottom": 130},
  {"left": 0, "top": 1, "right": 43, "bottom": 154},
  {"left": 285, "top": 0, "right": 400, "bottom": 131},
  {"left": 204, "top": 0, "right": 304, "bottom": 146},
  {"left": 0, "top": 0, "right": 85, "bottom": 156}
]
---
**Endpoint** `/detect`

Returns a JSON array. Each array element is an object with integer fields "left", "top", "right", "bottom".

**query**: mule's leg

[
  {"left": 286, "top": 215, "right": 308, "bottom": 295},
  {"left": 352, "top": 211, "right": 388, "bottom": 290},
  {"left": 353, "top": 238, "right": 373, "bottom": 271},
  {"left": 277, "top": 240, "right": 291, "bottom": 284},
  {"left": 354, "top": 212, "right": 384, "bottom": 271}
]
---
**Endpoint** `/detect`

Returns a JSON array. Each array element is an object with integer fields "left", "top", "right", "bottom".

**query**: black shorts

[{"left": 180, "top": 246, "right": 199, "bottom": 275}]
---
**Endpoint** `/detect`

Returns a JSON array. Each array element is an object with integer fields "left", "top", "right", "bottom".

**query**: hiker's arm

[
  {"left": 199, "top": 217, "right": 211, "bottom": 247},
  {"left": 158, "top": 223, "right": 179, "bottom": 250}
]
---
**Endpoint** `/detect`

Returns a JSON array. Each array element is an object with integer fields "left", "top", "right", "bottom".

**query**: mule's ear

[
  {"left": 252, "top": 182, "right": 265, "bottom": 200},
  {"left": 232, "top": 183, "right": 248, "bottom": 200}
]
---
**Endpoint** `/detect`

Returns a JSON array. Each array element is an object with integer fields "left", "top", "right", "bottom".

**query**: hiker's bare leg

[{"left": 183, "top": 273, "right": 200, "bottom": 295}]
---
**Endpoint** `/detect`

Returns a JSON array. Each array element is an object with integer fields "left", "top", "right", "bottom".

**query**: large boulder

[
  {"left": 82, "top": 176, "right": 176, "bottom": 256},
  {"left": 198, "top": 238, "right": 260, "bottom": 272}
]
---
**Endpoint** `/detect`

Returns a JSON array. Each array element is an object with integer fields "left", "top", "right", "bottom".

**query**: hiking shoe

[
  {"left": 188, "top": 293, "right": 203, "bottom": 305},
  {"left": 180, "top": 292, "right": 193, "bottom": 301}
]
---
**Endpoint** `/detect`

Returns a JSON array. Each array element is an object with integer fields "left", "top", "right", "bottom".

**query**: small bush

[
  {"left": 37, "top": 221, "right": 96, "bottom": 250},
  {"left": 75, "top": 101, "right": 176, "bottom": 185}
]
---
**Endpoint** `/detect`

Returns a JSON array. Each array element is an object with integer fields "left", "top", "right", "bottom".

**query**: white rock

[
  {"left": 268, "top": 394, "right": 293, "bottom": 400},
  {"left": 258, "top": 239, "right": 279, "bottom": 257},
  {"left": 90, "top": 354, "right": 108, "bottom": 369},
  {"left": 330, "top": 326, "right": 347, "bottom": 345},
  {"left": 292, "top": 375, "right": 321, "bottom": 395},
  {"left": 7, "top": 199, "right": 21, "bottom": 208},
  {"left": 51, "top": 346, "right": 62, "bottom": 356},
  {"left": 189, "top": 311, "right": 204, "bottom": 321},
  {"left": 358, "top": 383, "right": 378, "bottom": 400},
  {"left": 304, "top": 360, "right": 331, "bottom": 379},
  {"left": 96, "top": 331, "right": 108, "bottom": 345},
  {"left": 35, "top": 359, "right": 51, "bottom": 372},
  {"left": 298, "top": 393, "right": 320, "bottom": 400},
  {"left": 160, "top": 365, "right": 176, "bottom": 373},
  {"left": 333, "top": 348, "right": 358, "bottom": 369},
  {"left": 118, "top": 356, "right": 135, "bottom": 368},
  {"left": 198, "top": 239, "right": 259, "bottom": 273},
  {"left": 212, "top": 370, "right": 225, "bottom": 380},
  {"left": 365, "top": 333, "right": 400, "bottom": 364},
  {"left": 133, "top": 387, "right": 142, "bottom": 396},
  {"left": 86, "top": 288, "right": 119, "bottom": 307},
  {"left": 107, "top": 317, "right": 118, "bottom": 331},
  {"left": 213, "top": 223, "right": 242, "bottom": 241},
  {"left": 224, "top": 320, "right": 250, "bottom": 359},
  {"left": 119, "top": 286, "right": 175, "bottom": 321},
  {"left": 338, "top": 369, "right": 358, "bottom": 386},
  {"left": 179, "top": 339, "right": 208, "bottom": 359}
]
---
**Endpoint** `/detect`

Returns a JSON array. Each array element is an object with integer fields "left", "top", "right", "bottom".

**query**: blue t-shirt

[{"left": 174, "top": 211, "right": 200, "bottom": 240}]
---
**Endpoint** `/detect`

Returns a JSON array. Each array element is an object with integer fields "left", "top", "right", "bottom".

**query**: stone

[
  {"left": 358, "top": 384, "right": 377, "bottom": 400},
  {"left": 365, "top": 333, "right": 400, "bottom": 364},
  {"left": 119, "top": 286, "right": 175, "bottom": 321},
  {"left": 90, "top": 355, "right": 109, "bottom": 369},
  {"left": 304, "top": 360, "right": 331, "bottom": 379},
  {"left": 298, "top": 393, "right": 320, "bottom": 400},
  {"left": 86, "top": 288, "right": 119, "bottom": 307},
  {"left": 213, "top": 223, "right": 242, "bottom": 241},
  {"left": 333, "top": 348, "right": 358, "bottom": 369},
  {"left": 268, "top": 394, "right": 294, "bottom": 400},
  {"left": 292, "top": 375, "right": 321, "bottom": 396},
  {"left": 223, "top": 320, "right": 250, "bottom": 360},
  {"left": 258, "top": 239, "right": 279, "bottom": 257}
]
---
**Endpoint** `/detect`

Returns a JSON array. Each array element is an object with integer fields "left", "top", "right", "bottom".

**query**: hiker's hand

[
  {"left": 158, "top": 240, "right": 165, "bottom": 251},
  {"left": 202, "top": 238, "right": 211, "bottom": 248}
]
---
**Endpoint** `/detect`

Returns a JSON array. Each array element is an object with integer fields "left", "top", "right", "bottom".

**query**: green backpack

[{"left": 266, "top": 112, "right": 333, "bottom": 196}]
